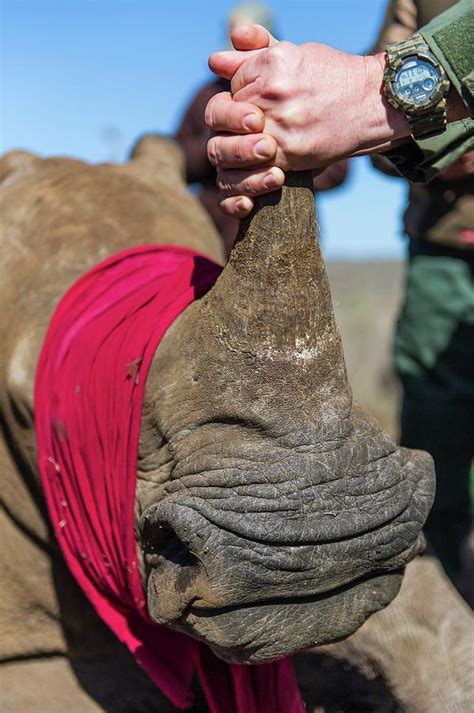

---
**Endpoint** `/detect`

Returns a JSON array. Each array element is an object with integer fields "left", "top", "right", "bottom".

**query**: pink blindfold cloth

[{"left": 34, "top": 245, "right": 305, "bottom": 713}]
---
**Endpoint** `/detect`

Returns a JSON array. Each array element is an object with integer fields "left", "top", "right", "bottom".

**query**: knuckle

[
  {"left": 269, "top": 43, "right": 284, "bottom": 60},
  {"left": 269, "top": 106, "right": 285, "bottom": 125},
  {"left": 204, "top": 102, "right": 215, "bottom": 128},
  {"left": 205, "top": 92, "right": 230, "bottom": 129},
  {"left": 218, "top": 195, "right": 234, "bottom": 216},
  {"left": 216, "top": 172, "right": 232, "bottom": 195},
  {"left": 265, "top": 79, "right": 285, "bottom": 99},
  {"left": 277, "top": 103, "right": 300, "bottom": 128},
  {"left": 277, "top": 135, "right": 293, "bottom": 158},
  {"left": 233, "top": 139, "right": 246, "bottom": 164},
  {"left": 207, "top": 138, "right": 219, "bottom": 166},
  {"left": 269, "top": 41, "right": 291, "bottom": 61},
  {"left": 245, "top": 178, "right": 261, "bottom": 196},
  {"left": 259, "top": 72, "right": 287, "bottom": 99}
]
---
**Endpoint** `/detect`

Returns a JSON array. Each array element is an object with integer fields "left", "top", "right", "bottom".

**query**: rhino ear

[
  {"left": 129, "top": 134, "right": 186, "bottom": 184},
  {"left": 0, "top": 150, "right": 38, "bottom": 183},
  {"left": 202, "top": 171, "right": 340, "bottom": 360}
]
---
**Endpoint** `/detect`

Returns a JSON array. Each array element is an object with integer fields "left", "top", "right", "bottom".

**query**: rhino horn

[
  {"left": 205, "top": 170, "right": 338, "bottom": 360},
  {"left": 193, "top": 170, "right": 350, "bottom": 444}
]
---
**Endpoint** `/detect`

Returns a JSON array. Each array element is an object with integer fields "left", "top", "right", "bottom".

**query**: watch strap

[
  {"left": 408, "top": 101, "right": 447, "bottom": 140},
  {"left": 386, "top": 33, "right": 428, "bottom": 66}
]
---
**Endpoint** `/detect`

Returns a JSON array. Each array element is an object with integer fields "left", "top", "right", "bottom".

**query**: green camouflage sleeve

[{"left": 382, "top": 0, "right": 474, "bottom": 182}]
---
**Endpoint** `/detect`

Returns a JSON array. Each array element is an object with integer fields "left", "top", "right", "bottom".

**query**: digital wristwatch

[{"left": 383, "top": 33, "right": 451, "bottom": 140}]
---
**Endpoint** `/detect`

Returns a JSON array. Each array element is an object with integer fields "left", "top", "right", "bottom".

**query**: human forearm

[{"left": 326, "top": 53, "right": 469, "bottom": 158}]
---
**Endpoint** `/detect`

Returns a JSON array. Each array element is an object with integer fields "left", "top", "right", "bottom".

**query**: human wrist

[
  {"left": 359, "top": 54, "right": 469, "bottom": 155},
  {"left": 357, "top": 53, "right": 410, "bottom": 153}
]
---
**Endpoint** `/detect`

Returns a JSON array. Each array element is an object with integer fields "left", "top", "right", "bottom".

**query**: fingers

[
  {"left": 230, "top": 24, "right": 278, "bottom": 51},
  {"left": 208, "top": 48, "right": 262, "bottom": 80},
  {"left": 217, "top": 162, "right": 286, "bottom": 220},
  {"left": 219, "top": 194, "right": 255, "bottom": 218},
  {"left": 205, "top": 92, "right": 264, "bottom": 134},
  {"left": 231, "top": 40, "right": 292, "bottom": 96},
  {"left": 208, "top": 133, "right": 277, "bottom": 170},
  {"left": 208, "top": 24, "right": 282, "bottom": 222},
  {"left": 217, "top": 166, "right": 285, "bottom": 196}
]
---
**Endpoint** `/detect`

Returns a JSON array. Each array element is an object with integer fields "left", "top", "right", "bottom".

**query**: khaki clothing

[
  {"left": 377, "top": 0, "right": 474, "bottom": 183},
  {"left": 373, "top": 0, "right": 474, "bottom": 253}
]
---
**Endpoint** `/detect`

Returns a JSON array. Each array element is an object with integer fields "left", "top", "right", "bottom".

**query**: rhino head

[{"left": 137, "top": 171, "right": 434, "bottom": 664}]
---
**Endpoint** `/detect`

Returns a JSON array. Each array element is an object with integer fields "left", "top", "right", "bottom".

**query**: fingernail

[
  {"left": 254, "top": 139, "right": 273, "bottom": 159},
  {"left": 243, "top": 113, "right": 261, "bottom": 131},
  {"left": 263, "top": 173, "right": 279, "bottom": 189}
]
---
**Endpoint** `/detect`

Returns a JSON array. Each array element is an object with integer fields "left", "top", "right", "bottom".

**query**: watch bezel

[{"left": 383, "top": 50, "right": 450, "bottom": 116}]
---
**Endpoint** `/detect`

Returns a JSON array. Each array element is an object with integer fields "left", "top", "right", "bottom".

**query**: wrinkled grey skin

[
  {"left": 136, "top": 173, "right": 434, "bottom": 662},
  {"left": 0, "top": 141, "right": 433, "bottom": 670}
]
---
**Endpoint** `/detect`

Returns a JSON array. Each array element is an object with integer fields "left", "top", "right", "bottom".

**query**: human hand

[
  {"left": 207, "top": 25, "right": 409, "bottom": 217},
  {"left": 205, "top": 24, "right": 282, "bottom": 217}
]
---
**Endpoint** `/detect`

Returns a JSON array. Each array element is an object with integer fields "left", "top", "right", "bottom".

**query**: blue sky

[{"left": 1, "top": 0, "right": 409, "bottom": 260}]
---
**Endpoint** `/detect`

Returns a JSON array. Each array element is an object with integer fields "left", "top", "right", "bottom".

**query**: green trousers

[{"left": 394, "top": 241, "right": 474, "bottom": 581}]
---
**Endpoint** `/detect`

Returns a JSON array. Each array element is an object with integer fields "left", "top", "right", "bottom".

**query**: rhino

[{"left": 1, "top": 138, "right": 472, "bottom": 712}]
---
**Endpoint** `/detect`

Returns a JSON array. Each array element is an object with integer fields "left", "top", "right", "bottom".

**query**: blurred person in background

[
  {"left": 372, "top": 0, "right": 473, "bottom": 589},
  {"left": 175, "top": 2, "right": 349, "bottom": 257}
]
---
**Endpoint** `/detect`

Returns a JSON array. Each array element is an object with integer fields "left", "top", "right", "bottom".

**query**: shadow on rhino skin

[
  {"left": 294, "top": 651, "right": 401, "bottom": 713},
  {"left": 50, "top": 547, "right": 208, "bottom": 713}
]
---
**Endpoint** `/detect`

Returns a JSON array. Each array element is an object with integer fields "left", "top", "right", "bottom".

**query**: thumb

[{"left": 231, "top": 24, "right": 278, "bottom": 50}]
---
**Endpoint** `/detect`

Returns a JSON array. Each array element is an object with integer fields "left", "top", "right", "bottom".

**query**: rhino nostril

[
  {"left": 141, "top": 513, "right": 207, "bottom": 620},
  {"left": 142, "top": 517, "right": 199, "bottom": 569}
]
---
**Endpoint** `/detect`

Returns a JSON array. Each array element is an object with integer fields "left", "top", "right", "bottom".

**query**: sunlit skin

[{"left": 206, "top": 24, "right": 468, "bottom": 218}]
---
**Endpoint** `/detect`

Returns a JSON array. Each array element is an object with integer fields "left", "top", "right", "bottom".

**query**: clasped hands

[{"left": 206, "top": 24, "right": 409, "bottom": 218}]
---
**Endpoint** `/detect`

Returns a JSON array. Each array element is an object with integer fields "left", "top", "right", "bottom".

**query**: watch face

[{"left": 393, "top": 57, "right": 441, "bottom": 107}]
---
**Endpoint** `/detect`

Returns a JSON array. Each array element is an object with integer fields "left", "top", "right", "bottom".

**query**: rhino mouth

[
  {"left": 143, "top": 487, "right": 427, "bottom": 663},
  {"left": 174, "top": 535, "right": 424, "bottom": 664},
  {"left": 182, "top": 532, "right": 427, "bottom": 617},
  {"left": 163, "top": 532, "right": 425, "bottom": 623},
  {"left": 174, "top": 557, "right": 420, "bottom": 664},
  {"left": 140, "top": 429, "right": 433, "bottom": 664},
  {"left": 181, "top": 530, "right": 423, "bottom": 614},
  {"left": 139, "top": 382, "right": 434, "bottom": 664}
]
